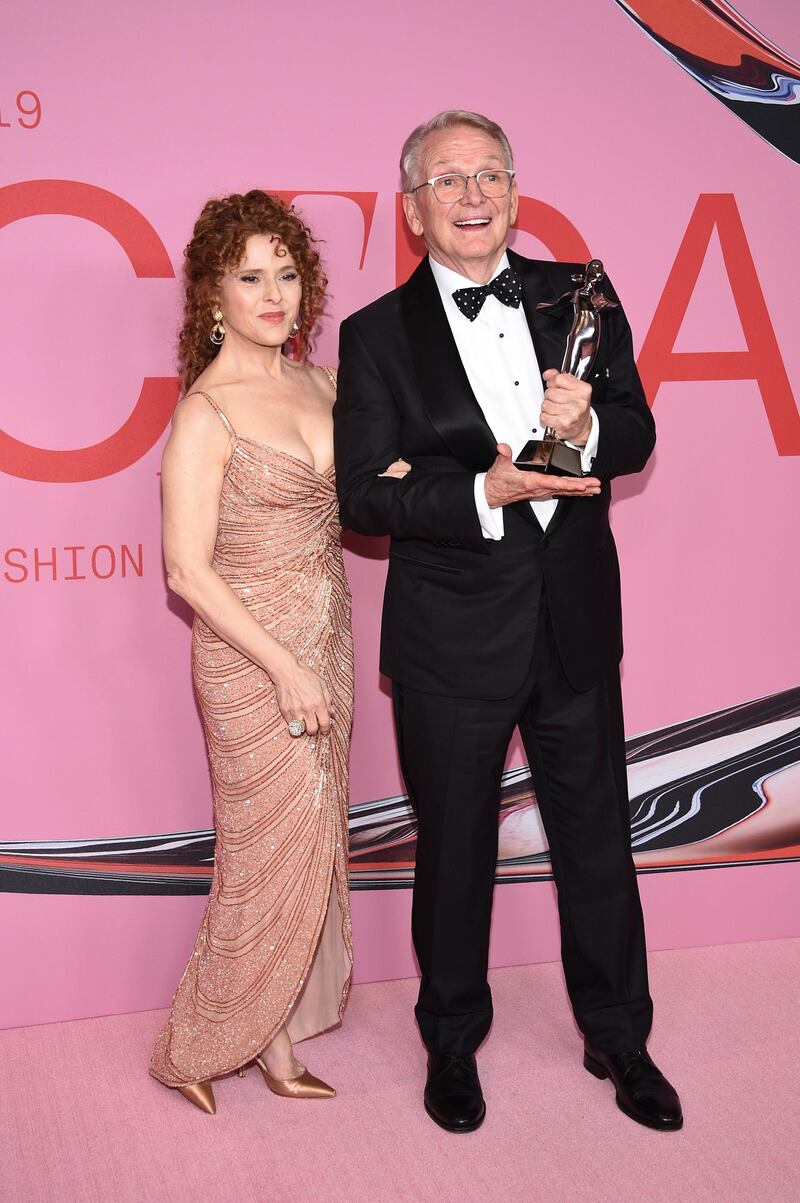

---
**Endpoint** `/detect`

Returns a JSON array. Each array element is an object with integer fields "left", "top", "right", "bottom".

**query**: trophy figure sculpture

[{"left": 515, "top": 258, "right": 618, "bottom": 476}]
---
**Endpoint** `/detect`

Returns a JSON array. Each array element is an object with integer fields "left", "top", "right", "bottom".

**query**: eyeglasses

[{"left": 411, "top": 169, "right": 516, "bottom": 203}]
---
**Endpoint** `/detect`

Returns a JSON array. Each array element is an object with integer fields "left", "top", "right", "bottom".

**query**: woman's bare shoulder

[
  {"left": 312, "top": 363, "right": 338, "bottom": 405},
  {"left": 171, "top": 386, "right": 230, "bottom": 442}
]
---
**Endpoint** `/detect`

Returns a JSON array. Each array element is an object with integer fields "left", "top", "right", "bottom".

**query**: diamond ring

[{"left": 287, "top": 718, "right": 306, "bottom": 737}]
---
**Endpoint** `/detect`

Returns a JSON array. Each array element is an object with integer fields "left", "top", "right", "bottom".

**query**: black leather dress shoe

[
  {"left": 584, "top": 1044, "right": 683, "bottom": 1130},
  {"left": 424, "top": 1053, "right": 486, "bottom": 1133}
]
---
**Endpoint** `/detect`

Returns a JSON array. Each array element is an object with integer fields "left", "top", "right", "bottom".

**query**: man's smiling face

[{"left": 402, "top": 124, "right": 518, "bottom": 283}]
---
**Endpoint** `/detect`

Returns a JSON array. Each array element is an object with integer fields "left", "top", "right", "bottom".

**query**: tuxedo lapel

[
  {"left": 508, "top": 249, "right": 573, "bottom": 377},
  {"left": 401, "top": 259, "right": 498, "bottom": 472}
]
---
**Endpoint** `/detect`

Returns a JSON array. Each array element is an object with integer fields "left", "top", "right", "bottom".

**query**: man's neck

[{"left": 427, "top": 246, "right": 508, "bottom": 285}]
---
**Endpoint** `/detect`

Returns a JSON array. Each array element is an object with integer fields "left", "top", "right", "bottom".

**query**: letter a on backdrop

[{"left": 637, "top": 193, "right": 800, "bottom": 456}]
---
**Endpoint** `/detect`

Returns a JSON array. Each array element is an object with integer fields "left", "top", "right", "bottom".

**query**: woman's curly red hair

[{"left": 178, "top": 190, "right": 328, "bottom": 391}]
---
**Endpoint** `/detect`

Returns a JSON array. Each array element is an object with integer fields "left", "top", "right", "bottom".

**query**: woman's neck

[{"left": 214, "top": 335, "right": 297, "bottom": 383}]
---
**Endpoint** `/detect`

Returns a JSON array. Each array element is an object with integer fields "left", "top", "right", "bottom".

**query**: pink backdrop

[{"left": 1, "top": 0, "right": 799, "bottom": 1029}]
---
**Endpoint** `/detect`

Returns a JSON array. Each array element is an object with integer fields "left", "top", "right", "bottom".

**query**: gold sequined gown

[{"left": 151, "top": 384, "right": 353, "bottom": 1088}]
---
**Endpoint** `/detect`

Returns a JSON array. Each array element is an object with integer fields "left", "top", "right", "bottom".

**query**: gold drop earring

[{"left": 210, "top": 308, "right": 225, "bottom": 346}]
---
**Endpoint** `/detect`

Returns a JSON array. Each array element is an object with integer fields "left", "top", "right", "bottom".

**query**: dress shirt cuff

[
  {"left": 474, "top": 473, "right": 504, "bottom": 540},
  {"left": 565, "top": 408, "right": 600, "bottom": 473}
]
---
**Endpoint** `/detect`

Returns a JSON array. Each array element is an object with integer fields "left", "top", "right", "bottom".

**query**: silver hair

[{"left": 400, "top": 110, "right": 515, "bottom": 193}]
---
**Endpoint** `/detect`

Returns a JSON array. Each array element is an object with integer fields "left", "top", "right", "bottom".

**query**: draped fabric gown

[{"left": 151, "top": 377, "right": 353, "bottom": 1087}]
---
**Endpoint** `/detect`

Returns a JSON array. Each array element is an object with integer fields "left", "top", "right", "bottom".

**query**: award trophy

[{"left": 514, "top": 258, "right": 618, "bottom": 476}]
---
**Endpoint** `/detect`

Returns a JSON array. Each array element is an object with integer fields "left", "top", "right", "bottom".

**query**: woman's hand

[
  {"left": 379, "top": 458, "right": 412, "bottom": 479},
  {"left": 272, "top": 656, "right": 333, "bottom": 736}
]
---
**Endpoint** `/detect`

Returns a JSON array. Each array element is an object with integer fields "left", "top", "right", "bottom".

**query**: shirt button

[
  {"left": 514, "top": 381, "right": 519, "bottom": 386},
  {"left": 499, "top": 333, "right": 504, "bottom": 339}
]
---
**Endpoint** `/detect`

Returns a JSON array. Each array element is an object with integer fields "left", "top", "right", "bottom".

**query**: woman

[{"left": 150, "top": 190, "right": 406, "bottom": 1114}]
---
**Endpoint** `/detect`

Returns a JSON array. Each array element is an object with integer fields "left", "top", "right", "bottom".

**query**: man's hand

[
  {"left": 484, "top": 444, "right": 601, "bottom": 508},
  {"left": 541, "top": 369, "right": 593, "bottom": 445}
]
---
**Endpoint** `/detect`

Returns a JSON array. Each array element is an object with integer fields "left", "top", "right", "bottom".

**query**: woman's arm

[{"left": 161, "top": 396, "right": 332, "bottom": 735}]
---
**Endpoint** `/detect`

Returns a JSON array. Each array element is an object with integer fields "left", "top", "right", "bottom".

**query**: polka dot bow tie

[{"left": 452, "top": 266, "right": 522, "bottom": 321}]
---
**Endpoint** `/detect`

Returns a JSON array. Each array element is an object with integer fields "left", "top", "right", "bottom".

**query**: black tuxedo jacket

[{"left": 334, "top": 250, "right": 655, "bottom": 698}]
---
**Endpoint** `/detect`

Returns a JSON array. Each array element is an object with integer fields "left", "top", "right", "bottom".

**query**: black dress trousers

[{"left": 393, "top": 600, "right": 653, "bottom": 1056}]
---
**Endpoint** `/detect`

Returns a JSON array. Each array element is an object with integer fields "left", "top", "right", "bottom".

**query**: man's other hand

[
  {"left": 484, "top": 444, "right": 601, "bottom": 508},
  {"left": 541, "top": 369, "right": 593, "bottom": 445}
]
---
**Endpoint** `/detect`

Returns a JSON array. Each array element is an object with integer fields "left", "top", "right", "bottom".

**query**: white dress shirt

[{"left": 429, "top": 253, "right": 599, "bottom": 536}]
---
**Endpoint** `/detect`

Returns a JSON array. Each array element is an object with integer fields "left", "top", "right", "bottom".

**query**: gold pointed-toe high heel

[
  {"left": 177, "top": 1080, "right": 217, "bottom": 1115},
  {"left": 254, "top": 1054, "right": 336, "bottom": 1099}
]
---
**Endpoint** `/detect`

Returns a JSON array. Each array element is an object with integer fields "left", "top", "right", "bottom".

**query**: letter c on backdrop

[{"left": 0, "top": 180, "right": 179, "bottom": 483}]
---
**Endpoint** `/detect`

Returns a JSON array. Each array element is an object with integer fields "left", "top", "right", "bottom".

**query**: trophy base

[{"left": 514, "top": 438, "right": 585, "bottom": 477}]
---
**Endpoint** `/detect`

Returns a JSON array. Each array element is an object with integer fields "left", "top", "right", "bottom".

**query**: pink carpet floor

[{"left": 2, "top": 938, "right": 799, "bottom": 1203}]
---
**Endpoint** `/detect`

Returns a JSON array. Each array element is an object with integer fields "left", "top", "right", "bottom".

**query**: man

[{"left": 334, "top": 110, "right": 682, "bottom": 1134}]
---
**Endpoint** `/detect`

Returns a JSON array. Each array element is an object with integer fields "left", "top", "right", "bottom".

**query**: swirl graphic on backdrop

[
  {"left": 1, "top": 687, "right": 798, "bottom": 894},
  {"left": 613, "top": 1, "right": 800, "bottom": 164}
]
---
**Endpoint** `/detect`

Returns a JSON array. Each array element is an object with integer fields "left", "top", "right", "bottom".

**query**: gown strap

[
  {"left": 184, "top": 390, "right": 236, "bottom": 438},
  {"left": 318, "top": 365, "right": 337, "bottom": 394}
]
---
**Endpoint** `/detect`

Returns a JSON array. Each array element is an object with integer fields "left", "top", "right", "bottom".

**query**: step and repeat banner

[{"left": 2, "top": 0, "right": 799, "bottom": 1027}]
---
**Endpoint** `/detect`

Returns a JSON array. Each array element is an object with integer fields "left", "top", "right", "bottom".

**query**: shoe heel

[
  {"left": 583, "top": 1051, "right": 609, "bottom": 1081},
  {"left": 254, "top": 1055, "right": 335, "bottom": 1099}
]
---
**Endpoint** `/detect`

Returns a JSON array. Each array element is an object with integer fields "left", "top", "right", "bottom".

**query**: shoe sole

[
  {"left": 583, "top": 1052, "right": 683, "bottom": 1132},
  {"left": 424, "top": 1098, "right": 486, "bottom": 1133}
]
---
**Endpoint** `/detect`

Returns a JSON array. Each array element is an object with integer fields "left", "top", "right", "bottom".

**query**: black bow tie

[{"left": 452, "top": 266, "right": 522, "bottom": 321}]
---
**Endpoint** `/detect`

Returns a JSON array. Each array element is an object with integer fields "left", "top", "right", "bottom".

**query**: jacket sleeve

[
  {"left": 334, "top": 316, "right": 486, "bottom": 549},
  {"left": 588, "top": 277, "right": 656, "bottom": 481}
]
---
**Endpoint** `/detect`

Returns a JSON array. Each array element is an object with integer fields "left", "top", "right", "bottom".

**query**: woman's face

[{"left": 216, "top": 233, "right": 302, "bottom": 350}]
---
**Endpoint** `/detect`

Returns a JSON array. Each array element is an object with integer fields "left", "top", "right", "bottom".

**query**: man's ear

[
  {"left": 509, "top": 180, "right": 519, "bottom": 227},
  {"left": 402, "top": 192, "right": 424, "bottom": 238}
]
